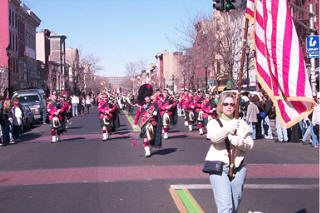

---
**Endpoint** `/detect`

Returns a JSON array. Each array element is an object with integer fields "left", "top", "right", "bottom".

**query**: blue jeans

[
  {"left": 302, "top": 125, "right": 312, "bottom": 143},
  {"left": 275, "top": 118, "right": 288, "bottom": 142},
  {"left": 249, "top": 122, "right": 257, "bottom": 139},
  {"left": 261, "top": 116, "right": 272, "bottom": 137},
  {"left": 311, "top": 124, "right": 319, "bottom": 147},
  {"left": 72, "top": 104, "right": 78, "bottom": 117},
  {"left": 42, "top": 109, "right": 47, "bottom": 124},
  {"left": 210, "top": 165, "right": 247, "bottom": 213}
]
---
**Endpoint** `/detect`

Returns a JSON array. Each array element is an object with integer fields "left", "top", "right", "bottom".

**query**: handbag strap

[{"left": 216, "top": 118, "right": 232, "bottom": 166}]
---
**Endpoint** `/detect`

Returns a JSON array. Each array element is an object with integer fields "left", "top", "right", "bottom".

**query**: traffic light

[
  {"left": 213, "top": 0, "right": 225, "bottom": 11},
  {"left": 225, "top": 0, "right": 235, "bottom": 11},
  {"left": 213, "top": 0, "right": 246, "bottom": 12}
]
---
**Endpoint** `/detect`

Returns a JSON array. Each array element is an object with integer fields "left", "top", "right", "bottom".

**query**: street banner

[{"left": 245, "top": 0, "right": 316, "bottom": 129}]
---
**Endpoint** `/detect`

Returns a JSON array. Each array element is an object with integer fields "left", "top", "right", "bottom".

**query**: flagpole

[{"left": 229, "top": 18, "right": 249, "bottom": 179}]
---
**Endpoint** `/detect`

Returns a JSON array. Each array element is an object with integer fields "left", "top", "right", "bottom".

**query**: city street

[{"left": 0, "top": 107, "right": 318, "bottom": 213}]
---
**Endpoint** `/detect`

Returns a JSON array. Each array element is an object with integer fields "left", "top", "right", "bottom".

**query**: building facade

[{"left": 49, "top": 33, "right": 67, "bottom": 92}]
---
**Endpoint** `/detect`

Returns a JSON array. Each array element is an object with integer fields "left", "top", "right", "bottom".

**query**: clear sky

[{"left": 23, "top": 0, "right": 213, "bottom": 77}]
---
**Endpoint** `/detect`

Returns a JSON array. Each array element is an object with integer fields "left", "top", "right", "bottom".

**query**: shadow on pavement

[
  {"left": 295, "top": 209, "right": 307, "bottom": 213},
  {"left": 21, "top": 133, "right": 42, "bottom": 142},
  {"left": 110, "top": 136, "right": 131, "bottom": 140},
  {"left": 168, "top": 135, "right": 187, "bottom": 139},
  {"left": 63, "top": 137, "right": 86, "bottom": 142},
  {"left": 152, "top": 148, "right": 177, "bottom": 156},
  {"left": 67, "top": 126, "right": 82, "bottom": 130}
]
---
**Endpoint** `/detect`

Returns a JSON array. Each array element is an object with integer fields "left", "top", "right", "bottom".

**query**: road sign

[
  {"left": 307, "top": 52, "right": 320, "bottom": 58},
  {"left": 306, "top": 35, "right": 319, "bottom": 52}
]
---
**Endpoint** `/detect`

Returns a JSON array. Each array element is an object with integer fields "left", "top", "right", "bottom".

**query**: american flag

[{"left": 246, "top": 0, "right": 316, "bottom": 129}]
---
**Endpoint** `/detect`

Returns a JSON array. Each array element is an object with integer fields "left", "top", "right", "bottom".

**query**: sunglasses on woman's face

[{"left": 222, "top": 102, "right": 235, "bottom": 107}]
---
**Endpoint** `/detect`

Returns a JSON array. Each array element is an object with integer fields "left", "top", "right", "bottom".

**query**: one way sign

[{"left": 306, "top": 35, "right": 319, "bottom": 52}]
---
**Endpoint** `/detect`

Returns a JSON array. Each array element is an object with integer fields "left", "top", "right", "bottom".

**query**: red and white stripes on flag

[{"left": 246, "top": 0, "right": 316, "bottom": 129}]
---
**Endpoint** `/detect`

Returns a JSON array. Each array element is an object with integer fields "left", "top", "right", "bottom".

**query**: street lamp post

[
  {"left": 6, "top": 46, "right": 11, "bottom": 98},
  {"left": 183, "top": 70, "right": 186, "bottom": 91},
  {"left": 246, "top": 45, "right": 250, "bottom": 90}
]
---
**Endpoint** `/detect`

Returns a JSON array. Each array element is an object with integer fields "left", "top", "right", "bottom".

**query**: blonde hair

[{"left": 216, "top": 93, "right": 236, "bottom": 117}]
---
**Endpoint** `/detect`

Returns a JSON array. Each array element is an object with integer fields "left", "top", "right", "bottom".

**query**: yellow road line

[{"left": 169, "top": 188, "right": 188, "bottom": 213}]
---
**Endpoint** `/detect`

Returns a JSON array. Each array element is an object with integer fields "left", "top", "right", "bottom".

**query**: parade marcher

[
  {"left": 98, "top": 93, "right": 117, "bottom": 141},
  {"left": 47, "top": 94, "right": 68, "bottom": 143},
  {"left": 158, "top": 89, "right": 178, "bottom": 139},
  {"left": 185, "top": 90, "right": 196, "bottom": 131},
  {"left": 205, "top": 93, "right": 254, "bottom": 213},
  {"left": 195, "top": 90, "right": 205, "bottom": 135},
  {"left": 202, "top": 93, "right": 217, "bottom": 137},
  {"left": 134, "top": 84, "right": 162, "bottom": 157},
  {"left": 178, "top": 90, "right": 189, "bottom": 126},
  {"left": 61, "top": 92, "right": 72, "bottom": 128}
]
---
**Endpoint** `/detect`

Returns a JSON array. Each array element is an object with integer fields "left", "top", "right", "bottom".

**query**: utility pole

[
  {"left": 6, "top": 46, "right": 11, "bottom": 98},
  {"left": 309, "top": 3, "right": 316, "bottom": 97}
]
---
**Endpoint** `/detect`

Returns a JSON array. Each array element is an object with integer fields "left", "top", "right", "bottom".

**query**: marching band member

[
  {"left": 185, "top": 90, "right": 196, "bottom": 131},
  {"left": 158, "top": 89, "right": 178, "bottom": 139},
  {"left": 47, "top": 94, "right": 68, "bottom": 143},
  {"left": 195, "top": 90, "right": 205, "bottom": 135},
  {"left": 202, "top": 93, "right": 217, "bottom": 137},
  {"left": 178, "top": 90, "right": 189, "bottom": 126},
  {"left": 98, "top": 93, "right": 117, "bottom": 141},
  {"left": 134, "top": 84, "right": 162, "bottom": 157}
]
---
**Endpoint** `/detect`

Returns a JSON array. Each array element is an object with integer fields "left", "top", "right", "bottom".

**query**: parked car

[
  {"left": 12, "top": 89, "right": 45, "bottom": 122},
  {"left": 21, "top": 105, "right": 34, "bottom": 130}
]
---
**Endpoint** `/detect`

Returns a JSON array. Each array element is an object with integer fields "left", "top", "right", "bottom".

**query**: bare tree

[{"left": 172, "top": 9, "right": 247, "bottom": 91}]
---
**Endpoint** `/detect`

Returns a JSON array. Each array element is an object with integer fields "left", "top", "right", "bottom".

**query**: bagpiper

[
  {"left": 178, "top": 90, "right": 189, "bottom": 126},
  {"left": 158, "top": 89, "right": 178, "bottom": 139},
  {"left": 201, "top": 93, "right": 217, "bottom": 137},
  {"left": 47, "top": 93, "right": 69, "bottom": 143},
  {"left": 185, "top": 90, "right": 196, "bottom": 131},
  {"left": 194, "top": 90, "right": 205, "bottom": 135},
  {"left": 98, "top": 93, "right": 117, "bottom": 141},
  {"left": 134, "top": 84, "right": 162, "bottom": 157}
]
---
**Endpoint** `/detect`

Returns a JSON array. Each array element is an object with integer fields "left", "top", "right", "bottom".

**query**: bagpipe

[{"left": 52, "top": 101, "right": 63, "bottom": 129}]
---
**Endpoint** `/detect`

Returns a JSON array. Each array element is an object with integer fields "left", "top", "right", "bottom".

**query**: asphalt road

[{"left": 0, "top": 107, "right": 318, "bottom": 213}]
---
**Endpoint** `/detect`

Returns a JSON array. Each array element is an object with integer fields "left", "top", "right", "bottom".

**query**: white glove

[
  {"left": 228, "top": 119, "right": 240, "bottom": 133},
  {"left": 133, "top": 125, "right": 137, "bottom": 130},
  {"left": 153, "top": 111, "right": 157, "bottom": 116},
  {"left": 228, "top": 134, "right": 244, "bottom": 146}
]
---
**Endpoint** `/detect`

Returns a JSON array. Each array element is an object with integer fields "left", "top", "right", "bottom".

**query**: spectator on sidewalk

[
  {"left": 11, "top": 98, "right": 23, "bottom": 143},
  {"left": 311, "top": 94, "right": 320, "bottom": 148},
  {"left": 246, "top": 96, "right": 259, "bottom": 139},
  {"left": 42, "top": 94, "right": 47, "bottom": 124},
  {"left": 71, "top": 94, "right": 79, "bottom": 117},
  {"left": 275, "top": 117, "right": 289, "bottom": 143},
  {"left": 261, "top": 93, "right": 273, "bottom": 139},
  {"left": 85, "top": 95, "right": 91, "bottom": 114}
]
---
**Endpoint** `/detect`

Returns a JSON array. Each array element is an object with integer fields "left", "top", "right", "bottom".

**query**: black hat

[{"left": 137, "top": 84, "right": 153, "bottom": 105}]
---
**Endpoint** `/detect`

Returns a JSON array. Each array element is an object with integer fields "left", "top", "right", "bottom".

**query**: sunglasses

[{"left": 222, "top": 103, "right": 235, "bottom": 107}]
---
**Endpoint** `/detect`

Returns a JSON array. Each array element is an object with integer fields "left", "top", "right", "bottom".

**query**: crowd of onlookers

[
  {"left": 232, "top": 91, "right": 320, "bottom": 148},
  {"left": 0, "top": 96, "right": 24, "bottom": 145}
]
